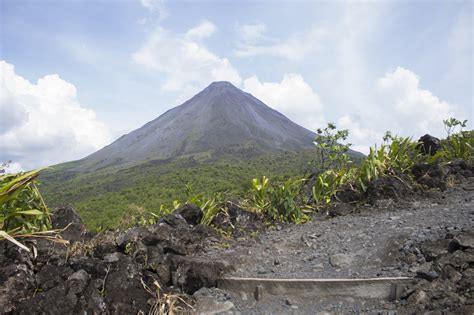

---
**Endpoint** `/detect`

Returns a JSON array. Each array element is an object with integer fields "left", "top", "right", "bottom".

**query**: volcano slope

[{"left": 1, "top": 160, "right": 473, "bottom": 314}]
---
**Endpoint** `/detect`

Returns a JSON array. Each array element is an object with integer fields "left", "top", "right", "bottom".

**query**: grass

[{"left": 142, "top": 279, "right": 193, "bottom": 315}]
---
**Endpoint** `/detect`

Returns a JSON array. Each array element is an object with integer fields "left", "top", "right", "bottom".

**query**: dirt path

[{"left": 195, "top": 177, "right": 474, "bottom": 313}]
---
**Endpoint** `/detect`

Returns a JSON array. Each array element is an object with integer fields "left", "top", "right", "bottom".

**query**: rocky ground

[
  {"left": 1, "top": 159, "right": 473, "bottom": 314},
  {"left": 197, "top": 175, "right": 474, "bottom": 313}
]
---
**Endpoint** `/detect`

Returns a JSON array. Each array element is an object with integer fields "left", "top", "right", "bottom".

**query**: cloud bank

[
  {"left": 338, "top": 67, "right": 456, "bottom": 153},
  {"left": 0, "top": 61, "right": 111, "bottom": 170}
]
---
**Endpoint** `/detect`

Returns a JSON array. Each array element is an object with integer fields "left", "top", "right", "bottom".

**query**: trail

[{"left": 195, "top": 177, "right": 474, "bottom": 313}]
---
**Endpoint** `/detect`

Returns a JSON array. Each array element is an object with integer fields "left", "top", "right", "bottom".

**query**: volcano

[{"left": 76, "top": 81, "right": 317, "bottom": 171}]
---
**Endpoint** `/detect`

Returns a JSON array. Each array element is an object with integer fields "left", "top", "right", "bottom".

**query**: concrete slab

[{"left": 217, "top": 277, "right": 413, "bottom": 301}]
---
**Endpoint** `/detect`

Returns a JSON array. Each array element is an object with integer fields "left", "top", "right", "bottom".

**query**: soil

[{"left": 1, "top": 159, "right": 473, "bottom": 314}]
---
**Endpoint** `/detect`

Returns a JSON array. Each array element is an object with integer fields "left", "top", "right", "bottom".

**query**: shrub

[
  {"left": 313, "top": 123, "right": 352, "bottom": 171},
  {"left": 356, "top": 146, "right": 387, "bottom": 192},
  {"left": 250, "top": 176, "right": 269, "bottom": 213},
  {"left": 118, "top": 204, "right": 159, "bottom": 228},
  {"left": 199, "top": 193, "right": 226, "bottom": 226},
  {"left": 435, "top": 118, "right": 473, "bottom": 162},
  {"left": 267, "top": 179, "right": 308, "bottom": 223},
  {"left": 356, "top": 135, "right": 419, "bottom": 192},
  {"left": 312, "top": 168, "right": 352, "bottom": 205},
  {"left": 182, "top": 184, "right": 227, "bottom": 226},
  {"left": 383, "top": 134, "right": 420, "bottom": 173}
]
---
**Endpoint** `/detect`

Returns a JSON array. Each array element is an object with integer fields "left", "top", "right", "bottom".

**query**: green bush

[
  {"left": 313, "top": 123, "right": 351, "bottom": 171},
  {"left": 312, "top": 168, "right": 352, "bottom": 204},
  {"left": 435, "top": 118, "right": 473, "bottom": 162},
  {"left": 250, "top": 176, "right": 269, "bottom": 213},
  {"left": 383, "top": 134, "right": 420, "bottom": 173},
  {"left": 356, "top": 135, "right": 419, "bottom": 192},
  {"left": 267, "top": 179, "right": 308, "bottom": 223}
]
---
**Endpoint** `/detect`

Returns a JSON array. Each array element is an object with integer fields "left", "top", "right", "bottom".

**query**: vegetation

[
  {"left": 247, "top": 118, "right": 472, "bottom": 224},
  {"left": 436, "top": 118, "right": 473, "bottom": 162},
  {"left": 313, "top": 123, "right": 351, "bottom": 171},
  {"left": 0, "top": 165, "right": 66, "bottom": 250},
  {"left": 312, "top": 168, "right": 351, "bottom": 204},
  {"left": 246, "top": 176, "right": 308, "bottom": 222},
  {"left": 41, "top": 150, "right": 320, "bottom": 230},
  {"left": 145, "top": 279, "right": 193, "bottom": 314},
  {"left": 356, "top": 135, "right": 419, "bottom": 192},
  {"left": 250, "top": 176, "right": 269, "bottom": 212},
  {"left": 267, "top": 178, "right": 308, "bottom": 223}
]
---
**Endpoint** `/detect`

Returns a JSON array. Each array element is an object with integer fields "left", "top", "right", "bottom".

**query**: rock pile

[
  {"left": 0, "top": 205, "right": 232, "bottom": 314},
  {"left": 398, "top": 228, "right": 474, "bottom": 313}
]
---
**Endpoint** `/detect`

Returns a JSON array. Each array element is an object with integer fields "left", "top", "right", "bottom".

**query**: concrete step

[{"left": 217, "top": 276, "right": 413, "bottom": 302}]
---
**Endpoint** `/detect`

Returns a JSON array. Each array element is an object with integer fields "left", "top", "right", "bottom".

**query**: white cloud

[
  {"left": 337, "top": 115, "right": 383, "bottom": 155},
  {"left": 235, "top": 24, "right": 326, "bottom": 61},
  {"left": 243, "top": 74, "right": 325, "bottom": 130},
  {"left": 377, "top": 67, "right": 455, "bottom": 135},
  {"left": 337, "top": 67, "right": 457, "bottom": 154},
  {"left": 132, "top": 21, "right": 241, "bottom": 96},
  {"left": 0, "top": 61, "right": 111, "bottom": 169}
]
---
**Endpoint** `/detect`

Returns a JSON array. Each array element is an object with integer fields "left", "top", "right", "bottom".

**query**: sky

[{"left": 0, "top": 0, "right": 472, "bottom": 171}]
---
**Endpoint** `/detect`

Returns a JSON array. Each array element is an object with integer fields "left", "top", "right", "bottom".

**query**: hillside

[{"left": 41, "top": 150, "right": 320, "bottom": 229}]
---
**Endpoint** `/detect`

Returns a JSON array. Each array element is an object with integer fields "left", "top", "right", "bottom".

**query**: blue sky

[{"left": 0, "top": 0, "right": 472, "bottom": 170}]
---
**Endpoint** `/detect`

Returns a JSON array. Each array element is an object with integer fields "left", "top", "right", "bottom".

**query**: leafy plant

[
  {"left": 444, "top": 117, "right": 467, "bottom": 138},
  {"left": 436, "top": 118, "right": 473, "bottom": 161},
  {"left": 313, "top": 123, "right": 352, "bottom": 171},
  {"left": 204, "top": 198, "right": 228, "bottom": 226},
  {"left": 124, "top": 241, "right": 135, "bottom": 256},
  {"left": 312, "top": 168, "right": 351, "bottom": 205},
  {"left": 148, "top": 201, "right": 181, "bottom": 224},
  {"left": 250, "top": 176, "right": 269, "bottom": 212},
  {"left": 267, "top": 179, "right": 308, "bottom": 223},
  {"left": 0, "top": 167, "right": 66, "bottom": 251},
  {"left": 384, "top": 135, "right": 420, "bottom": 173},
  {"left": 183, "top": 184, "right": 227, "bottom": 226},
  {"left": 356, "top": 134, "right": 420, "bottom": 192},
  {"left": 356, "top": 146, "right": 387, "bottom": 192}
]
